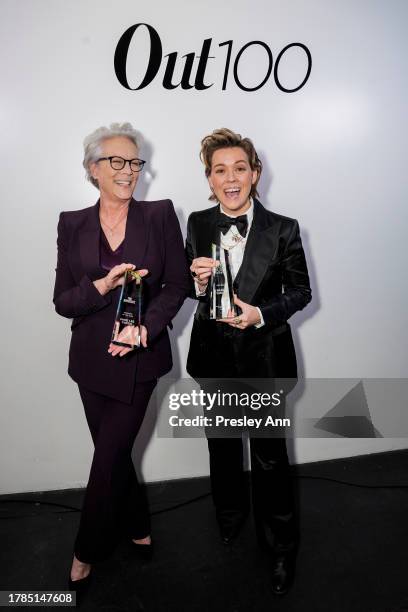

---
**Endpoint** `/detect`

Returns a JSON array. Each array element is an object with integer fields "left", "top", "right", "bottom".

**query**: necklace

[
  {"left": 100, "top": 206, "right": 129, "bottom": 236},
  {"left": 220, "top": 227, "right": 246, "bottom": 250}
]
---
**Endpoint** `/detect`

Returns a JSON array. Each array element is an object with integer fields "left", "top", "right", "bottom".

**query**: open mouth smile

[{"left": 224, "top": 187, "right": 241, "bottom": 199}]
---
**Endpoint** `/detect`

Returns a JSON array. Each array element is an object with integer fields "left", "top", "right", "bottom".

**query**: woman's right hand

[
  {"left": 94, "top": 264, "right": 148, "bottom": 296},
  {"left": 190, "top": 257, "right": 217, "bottom": 291}
]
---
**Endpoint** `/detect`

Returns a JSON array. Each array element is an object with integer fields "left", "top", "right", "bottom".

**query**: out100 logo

[{"left": 114, "top": 23, "right": 312, "bottom": 92}]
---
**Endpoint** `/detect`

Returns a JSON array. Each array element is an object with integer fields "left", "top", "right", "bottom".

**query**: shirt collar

[{"left": 220, "top": 197, "right": 254, "bottom": 225}]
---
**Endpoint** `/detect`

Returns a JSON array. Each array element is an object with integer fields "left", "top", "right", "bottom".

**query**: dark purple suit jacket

[{"left": 53, "top": 198, "right": 189, "bottom": 403}]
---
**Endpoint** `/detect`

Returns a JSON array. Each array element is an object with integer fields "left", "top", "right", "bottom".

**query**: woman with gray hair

[{"left": 53, "top": 123, "right": 189, "bottom": 593}]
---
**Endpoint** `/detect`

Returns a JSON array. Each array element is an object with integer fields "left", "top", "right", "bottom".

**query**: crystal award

[
  {"left": 111, "top": 270, "right": 143, "bottom": 348},
  {"left": 209, "top": 243, "right": 236, "bottom": 319}
]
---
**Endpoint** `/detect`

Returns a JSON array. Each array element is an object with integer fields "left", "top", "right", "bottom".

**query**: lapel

[
  {"left": 78, "top": 198, "right": 149, "bottom": 280},
  {"left": 79, "top": 201, "right": 102, "bottom": 280},
  {"left": 235, "top": 199, "right": 279, "bottom": 304},
  {"left": 193, "top": 201, "right": 280, "bottom": 304},
  {"left": 122, "top": 198, "right": 149, "bottom": 267}
]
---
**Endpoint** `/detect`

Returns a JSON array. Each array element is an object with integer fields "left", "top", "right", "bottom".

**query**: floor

[{"left": 1, "top": 449, "right": 408, "bottom": 611}]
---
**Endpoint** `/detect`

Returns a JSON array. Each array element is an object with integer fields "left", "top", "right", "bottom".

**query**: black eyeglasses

[{"left": 97, "top": 156, "right": 146, "bottom": 172}]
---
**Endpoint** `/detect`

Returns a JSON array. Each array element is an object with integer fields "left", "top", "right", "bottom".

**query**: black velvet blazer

[{"left": 185, "top": 199, "right": 312, "bottom": 379}]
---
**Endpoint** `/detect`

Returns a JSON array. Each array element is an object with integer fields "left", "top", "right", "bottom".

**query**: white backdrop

[{"left": 1, "top": 0, "right": 407, "bottom": 494}]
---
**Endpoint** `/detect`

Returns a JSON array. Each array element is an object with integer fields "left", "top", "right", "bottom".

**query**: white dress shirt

[{"left": 195, "top": 199, "right": 265, "bottom": 327}]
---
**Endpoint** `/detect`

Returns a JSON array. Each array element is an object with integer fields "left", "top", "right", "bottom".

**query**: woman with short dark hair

[{"left": 186, "top": 127, "right": 312, "bottom": 596}]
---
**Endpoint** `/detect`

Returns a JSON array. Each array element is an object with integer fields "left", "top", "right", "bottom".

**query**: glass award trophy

[
  {"left": 111, "top": 270, "right": 143, "bottom": 348},
  {"left": 209, "top": 243, "right": 236, "bottom": 320}
]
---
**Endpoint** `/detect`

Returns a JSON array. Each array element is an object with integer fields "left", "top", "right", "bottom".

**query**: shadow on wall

[
  {"left": 135, "top": 130, "right": 155, "bottom": 202},
  {"left": 258, "top": 149, "right": 320, "bottom": 466},
  {"left": 258, "top": 148, "right": 320, "bottom": 373}
]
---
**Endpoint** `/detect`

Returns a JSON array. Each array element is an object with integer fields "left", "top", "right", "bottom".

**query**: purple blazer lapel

[
  {"left": 122, "top": 198, "right": 149, "bottom": 268},
  {"left": 79, "top": 201, "right": 103, "bottom": 280}
]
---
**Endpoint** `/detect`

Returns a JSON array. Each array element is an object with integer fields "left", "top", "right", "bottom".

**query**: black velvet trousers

[
  {"left": 74, "top": 380, "right": 156, "bottom": 563},
  {"left": 204, "top": 324, "right": 297, "bottom": 552},
  {"left": 208, "top": 436, "right": 296, "bottom": 551}
]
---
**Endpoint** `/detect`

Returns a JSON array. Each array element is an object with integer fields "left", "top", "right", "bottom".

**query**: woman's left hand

[
  {"left": 219, "top": 294, "right": 261, "bottom": 329},
  {"left": 108, "top": 325, "right": 148, "bottom": 357}
]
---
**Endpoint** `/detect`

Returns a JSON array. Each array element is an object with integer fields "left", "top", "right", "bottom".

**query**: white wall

[{"left": 1, "top": 0, "right": 407, "bottom": 494}]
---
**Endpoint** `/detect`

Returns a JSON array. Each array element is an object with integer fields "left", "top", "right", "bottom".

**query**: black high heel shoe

[{"left": 68, "top": 571, "right": 92, "bottom": 605}]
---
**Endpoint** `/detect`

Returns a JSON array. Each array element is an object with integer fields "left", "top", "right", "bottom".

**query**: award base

[{"left": 112, "top": 322, "right": 140, "bottom": 349}]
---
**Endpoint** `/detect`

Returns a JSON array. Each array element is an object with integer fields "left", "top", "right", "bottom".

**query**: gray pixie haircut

[{"left": 83, "top": 122, "right": 139, "bottom": 189}]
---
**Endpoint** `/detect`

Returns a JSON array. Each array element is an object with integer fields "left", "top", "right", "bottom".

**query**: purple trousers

[{"left": 74, "top": 380, "right": 156, "bottom": 563}]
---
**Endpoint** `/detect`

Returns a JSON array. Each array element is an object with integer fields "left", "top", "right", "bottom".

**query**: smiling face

[
  {"left": 90, "top": 136, "right": 139, "bottom": 203},
  {"left": 208, "top": 147, "right": 258, "bottom": 216}
]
